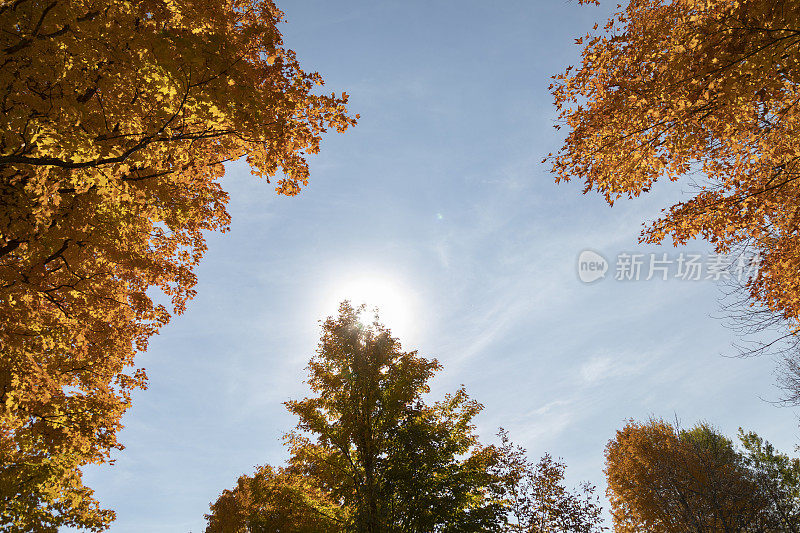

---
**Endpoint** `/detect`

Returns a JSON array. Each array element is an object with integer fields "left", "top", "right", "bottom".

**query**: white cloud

[{"left": 579, "top": 353, "right": 647, "bottom": 385}]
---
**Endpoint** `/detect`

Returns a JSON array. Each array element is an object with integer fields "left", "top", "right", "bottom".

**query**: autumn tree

[
  {"left": 550, "top": 1, "right": 800, "bottom": 372},
  {"left": 284, "top": 302, "right": 507, "bottom": 532},
  {"left": 0, "top": 0, "right": 356, "bottom": 529},
  {"left": 207, "top": 302, "right": 606, "bottom": 532},
  {"left": 204, "top": 464, "right": 344, "bottom": 533},
  {"left": 495, "top": 429, "right": 605, "bottom": 533},
  {"left": 605, "top": 419, "right": 800, "bottom": 532}
]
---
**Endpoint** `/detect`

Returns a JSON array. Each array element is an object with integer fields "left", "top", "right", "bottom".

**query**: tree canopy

[
  {"left": 206, "top": 302, "right": 604, "bottom": 533},
  {"left": 605, "top": 418, "right": 800, "bottom": 532},
  {"left": 204, "top": 464, "right": 343, "bottom": 533},
  {"left": 550, "top": 0, "right": 800, "bottom": 358},
  {"left": 496, "top": 429, "right": 604, "bottom": 533},
  {"left": 0, "top": 0, "right": 356, "bottom": 529},
  {"left": 284, "top": 302, "right": 506, "bottom": 532}
]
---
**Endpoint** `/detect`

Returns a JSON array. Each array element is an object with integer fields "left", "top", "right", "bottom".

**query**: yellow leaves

[
  {"left": 553, "top": 0, "right": 800, "bottom": 332},
  {"left": 207, "top": 463, "right": 350, "bottom": 532},
  {"left": 0, "top": 0, "right": 356, "bottom": 527},
  {"left": 606, "top": 420, "right": 791, "bottom": 530}
]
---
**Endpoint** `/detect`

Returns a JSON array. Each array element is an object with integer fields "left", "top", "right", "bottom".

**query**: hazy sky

[{"left": 76, "top": 1, "right": 799, "bottom": 531}]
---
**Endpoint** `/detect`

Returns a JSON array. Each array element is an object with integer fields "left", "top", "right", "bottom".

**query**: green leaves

[
  {"left": 208, "top": 303, "right": 604, "bottom": 533},
  {"left": 285, "top": 302, "right": 503, "bottom": 532}
]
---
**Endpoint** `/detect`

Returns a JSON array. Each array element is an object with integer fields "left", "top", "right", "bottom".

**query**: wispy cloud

[
  {"left": 506, "top": 399, "right": 577, "bottom": 446},
  {"left": 579, "top": 353, "right": 647, "bottom": 385}
]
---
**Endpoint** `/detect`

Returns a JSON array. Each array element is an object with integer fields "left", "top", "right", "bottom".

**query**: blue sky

[{"left": 78, "top": 1, "right": 799, "bottom": 531}]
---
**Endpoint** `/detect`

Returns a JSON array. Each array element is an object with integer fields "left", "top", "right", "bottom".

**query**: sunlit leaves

[
  {"left": 204, "top": 465, "right": 344, "bottom": 533},
  {"left": 550, "top": 0, "right": 800, "bottom": 332},
  {"left": 0, "top": 0, "right": 356, "bottom": 528},
  {"left": 605, "top": 419, "right": 800, "bottom": 532},
  {"left": 283, "top": 302, "right": 506, "bottom": 532},
  {"left": 206, "top": 303, "right": 605, "bottom": 532}
]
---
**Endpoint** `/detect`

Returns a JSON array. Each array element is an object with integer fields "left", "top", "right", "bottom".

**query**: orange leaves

[
  {"left": 0, "top": 0, "right": 355, "bottom": 528},
  {"left": 205, "top": 465, "right": 344, "bottom": 533},
  {"left": 497, "top": 429, "right": 605, "bottom": 531},
  {"left": 551, "top": 0, "right": 800, "bottom": 334},
  {"left": 605, "top": 420, "right": 796, "bottom": 531}
]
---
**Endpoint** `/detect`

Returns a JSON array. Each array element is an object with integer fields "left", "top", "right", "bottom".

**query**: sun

[{"left": 321, "top": 274, "right": 417, "bottom": 340}]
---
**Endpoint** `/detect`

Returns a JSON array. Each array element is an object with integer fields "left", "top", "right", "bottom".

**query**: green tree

[
  {"left": 206, "top": 303, "right": 605, "bottom": 532},
  {"left": 284, "top": 302, "right": 507, "bottom": 532},
  {"left": 739, "top": 430, "right": 800, "bottom": 531}
]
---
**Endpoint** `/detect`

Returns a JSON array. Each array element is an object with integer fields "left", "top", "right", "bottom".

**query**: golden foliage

[
  {"left": 551, "top": 0, "right": 800, "bottom": 326},
  {"left": 0, "top": 0, "right": 356, "bottom": 528},
  {"left": 204, "top": 465, "right": 344, "bottom": 533},
  {"left": 605, "top": 419, "right": 771, "bottom": 532}
]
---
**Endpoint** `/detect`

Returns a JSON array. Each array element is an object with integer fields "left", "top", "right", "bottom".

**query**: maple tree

[
  {"left": 0, "top": 0, "right": 356, "bottom": 529},
  {"left": 206, "top": 302, "right": 605, "bottom": 533},
  {"left": 550, "top": 1, "right": 800, "bottom": 360},
  {"left": 284, "top": 302, "right": 507, "bottom": 532},
  {"left": 204, "top": 464, "right": 344, "bottom": 533},
  {"left": 605, "top": 419, "right": 800, "bottom": 532}
]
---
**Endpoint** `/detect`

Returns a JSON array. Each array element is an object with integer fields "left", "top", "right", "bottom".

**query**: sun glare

[{"left": 321, "top": 274, "right": 417, "bottom": 341}]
